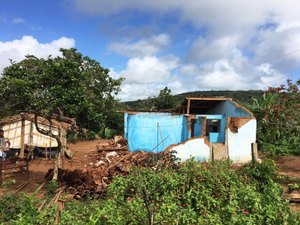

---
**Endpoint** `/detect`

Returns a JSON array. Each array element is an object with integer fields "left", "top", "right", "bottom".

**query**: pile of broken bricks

[{"left": 47, "top": 140, "right": 178, "bottom": 199}]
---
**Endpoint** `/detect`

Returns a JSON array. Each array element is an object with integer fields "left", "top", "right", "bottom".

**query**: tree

[
  {"left": 154, "top": 87, "right": 176, "bottom": 110},
  {"left": 250, "top": 79, "right": 300, "bottom": 155},
  {"left": 0, "top": 48, "right": 124, "bottom": 132}
]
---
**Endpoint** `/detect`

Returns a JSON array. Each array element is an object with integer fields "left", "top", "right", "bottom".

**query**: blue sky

[{"left": 1, "top": 0, "right": 300, "bottom": 100}]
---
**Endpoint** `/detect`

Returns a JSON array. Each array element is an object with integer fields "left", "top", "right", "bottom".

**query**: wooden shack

[{"left": 0, "top": 113, "right": 71, "bottom": 158}]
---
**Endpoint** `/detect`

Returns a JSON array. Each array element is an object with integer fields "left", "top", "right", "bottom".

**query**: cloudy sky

[{"left": 1, "top": 0, "right": 300, "bottom": 100}]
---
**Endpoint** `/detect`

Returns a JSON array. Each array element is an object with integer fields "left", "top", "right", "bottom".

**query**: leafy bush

[
  {"left": 46, "top": 180, "right": 58, "bottom": 196},
  {"left": 1, "top": 160, "right": 299, "bottom": 224},
  {"left": 104, "top": 128, "right": 116, "bottom": 139},
  {"left": 87, "top": 130, "right": 96, "bottom": 140},
  {"left": 0, "top": 194, "right": 37, "bottom": 223},
  {"left": 250, "top": 79, "right": 300, "bottom": 155}
]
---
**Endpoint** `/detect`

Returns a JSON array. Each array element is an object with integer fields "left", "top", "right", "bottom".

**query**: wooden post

[
  {"left": 202, "top": 118, "right": 207, "bottom": 137},
  {"left": 20, "top": 117, "right": 25, "bottom": 158},
  {"left": 49, "top": 136, "right": 52, "bottom": 159},
  {"left": 210, "top": 144, "right": 214, "bottom": 161},
  {"left": 0, "top": 158, "right": 3, "bottom": 185},
  {"left": 251, "top": 143, "right": 258, "bottom": 165},
  {"left": 187, "top": 97, "right": 191, "bottom": 115},
  {"left": 29, "top": 122, "right": 33, "bottom": 158}
]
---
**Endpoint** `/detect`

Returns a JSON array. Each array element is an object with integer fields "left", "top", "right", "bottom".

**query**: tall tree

[
  {"left": 155, "top": 87, "right": 175, "bottom": 110},
  {"left": 0, "top": 48, "right": 124, "bottom": 131}
]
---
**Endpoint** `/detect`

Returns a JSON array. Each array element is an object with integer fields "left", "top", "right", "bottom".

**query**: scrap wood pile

[{"left": 46, "top": 149, "right": 178, "bottom": 199}]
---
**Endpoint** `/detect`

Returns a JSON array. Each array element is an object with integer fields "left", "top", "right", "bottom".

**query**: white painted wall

[
  {"left": 227, "top": 119, "right": 256, "bottom": 163},
  {"left": 171, "top": 138, "right": 210, "bottom": 162},
  {"left": 3, "top": 120, "right": 60, "bottom": 148}
]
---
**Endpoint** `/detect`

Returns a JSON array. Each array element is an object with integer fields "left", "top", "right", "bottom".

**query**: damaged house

[{"left": 124, "top": 97, "right": 256, "bottom": 163}]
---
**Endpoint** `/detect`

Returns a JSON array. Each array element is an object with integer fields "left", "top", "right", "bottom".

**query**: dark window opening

[{"left": 206, "top": 119, "right": 220, "bottom": 134}]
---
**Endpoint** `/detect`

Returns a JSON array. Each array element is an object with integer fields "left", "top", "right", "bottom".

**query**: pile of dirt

[{"left": 46, "top": 149, "right": 177, "bottom": 198}]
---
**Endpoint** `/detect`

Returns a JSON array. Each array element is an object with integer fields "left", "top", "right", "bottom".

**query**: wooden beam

[
  {"left": 188, "top": 97, "right": 231, "bottom": 101},
  {"left": 251, "top": 143, "right": 258, "bottom": 165},
  {"left": 187, "top": 97, "right": 191, "bottom": 115},
  {"left": 20, "top": 117, "right": 25, "bottom": 158},
  {"left": 29, "top": 121, "right": 33, "bottom": 153},
  {"left": 202, "top": 118, "right": 207, "bottom": 137}
]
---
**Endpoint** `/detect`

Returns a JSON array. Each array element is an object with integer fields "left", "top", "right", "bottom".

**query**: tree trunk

[
  {"left": 33, "top": 112, "right": 62, "bottom": 181},
  {"left": 52, "top": 152, "right": 61, "bottom": 181}
]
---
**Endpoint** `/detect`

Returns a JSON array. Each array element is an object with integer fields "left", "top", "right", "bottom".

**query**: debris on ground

[
  {"left": 96, "top": 136, "right": 128, "bottom": 151},
  {"left": 64, "top": 148, "right": 74, "bottom": 159},
  {"left": 46, "top": 149, "right": 177, "bottom": 199}
]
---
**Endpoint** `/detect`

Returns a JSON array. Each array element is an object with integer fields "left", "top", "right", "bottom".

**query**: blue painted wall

[
  {"left": 124, "top": 101, "right": 252, "bottom": 152},
  {"left": 124, "top": 113, "right": 188, "bottom": 152},
  {"left": 194, "top": 117, "right": 204, "bottom": 136},
  {"left": 206, "top": 100, "right": 251, "bottom": 117}
]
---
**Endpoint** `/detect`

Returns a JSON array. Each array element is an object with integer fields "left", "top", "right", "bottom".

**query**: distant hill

[{"left": 124, "top": 90, "right": 263, "bottom": 111}]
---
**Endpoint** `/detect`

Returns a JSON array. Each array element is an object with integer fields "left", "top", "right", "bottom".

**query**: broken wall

[
  {"left": 227, "top": 119, "right": 256, "bottom": 163},
  {"left": 124, "top": 112, "right": 189, "bottom": 152},
  {"left": 170, "top": 137, "right": 210, "bottom": 162}
]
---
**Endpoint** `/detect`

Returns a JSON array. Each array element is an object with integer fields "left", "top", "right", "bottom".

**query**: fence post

[
  {"left": 0, "top": 158, "right": 3, "bottom": 185},
  {"left": 251, "top": 143, "right": 258, "bottom": 165}
]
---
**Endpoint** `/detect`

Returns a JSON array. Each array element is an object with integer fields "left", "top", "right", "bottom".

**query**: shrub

[
  {"left": 1, "top": 160, "right": 299, "bottom": 224},
  {"left": 0, "top": 194, "right": 38, "bottom": 223},
  {"left": 104, "top": 128, "right": 116, "bottom": 139},
  {"left": 250, "top": 79, "right": 300, "bottom": 155}
]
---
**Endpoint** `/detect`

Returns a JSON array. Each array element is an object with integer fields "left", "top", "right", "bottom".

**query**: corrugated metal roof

[{"left": 0, "top": 113, "right": 71, "bottom": 130}]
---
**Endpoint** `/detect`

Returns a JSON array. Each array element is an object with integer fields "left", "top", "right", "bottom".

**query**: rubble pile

[
  {"left": 46, "top": 148, "right": 178, "bottom": 198},
  {"left": 96, "top": 136, "right": 128, "bottom": 151}
]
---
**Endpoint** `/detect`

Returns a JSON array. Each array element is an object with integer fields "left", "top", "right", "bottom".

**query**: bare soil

[
  {"left": 0, "top": 140, "right": 103, "bottom": 196},
  {"left": 274, "top": 155, "right": 300, "bottom": 179}
]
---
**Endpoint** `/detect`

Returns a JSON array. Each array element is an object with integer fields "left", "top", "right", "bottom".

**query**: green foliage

[
  {"left": 0, "top": 194, "right": 37, "bottom": 223},
  {"left": 46, "top": 180, "right": 58, "bottom": 196},
  {"left": 101, "top": 160, "right": 298, "bottom": 225},
  {"left": 104, "top": 127, "right": 116, "bottom": 139},
  {"left": 0, "top": 48, "right": 123, "bottom": 132},
  {"left": 1, "top": 160, "right": 299, "bottom": 224},
  {"left": 0, "top": 178, "right": 16, "bottom": 188},
  {"left": 87, "top": 130, "right": 96, "bottom": 140},
  {"left": 155, "top": 87, "right": 176, "bottom": 110},
  {"left": 250, "top": 79, "right": 300, "bottom": 155}
]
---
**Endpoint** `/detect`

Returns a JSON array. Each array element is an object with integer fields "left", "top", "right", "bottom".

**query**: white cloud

[
  {"left": 70, "top": 0, "right": 300, "bottom": 33},
  {"left": 0, "top": 36, "right": 75, "bottom": 74},
  {"left": 109, "top": 34, "right": 170, "bottom": 57},
  {"left": 188, "top": 35, "right": 240, "bottom": 63},
  {"left": 121, "top": 55, "right": 178, "bottom": 83},
  {"left": 110, "top": 55, "right": 179, "bottom": 100},
  {"left": 72, "top": 0, "right": 300, "bottom": 100},
  {"left": 12, "top": 17, "right": 25, "bottom": 24}
]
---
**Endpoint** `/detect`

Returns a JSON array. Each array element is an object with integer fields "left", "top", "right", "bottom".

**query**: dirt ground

[
  {"left": 273, "top": 155, "right": 300, "bottom": 179},
  {"left": 0, "top": 140, "right": 103, "bottom": 196}
]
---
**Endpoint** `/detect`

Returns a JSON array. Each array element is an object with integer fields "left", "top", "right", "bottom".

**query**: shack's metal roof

[{"left": 0, "top": 113, "right": 71, "bottom": 130}]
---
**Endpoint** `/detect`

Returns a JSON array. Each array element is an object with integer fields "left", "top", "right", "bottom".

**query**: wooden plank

[
  {"left": 188, "top": 97, "right": 231, "bottom": 101},
  {"left": 202, "top": 118, "right": 207, "bottom": 137},
  {"left": 29, "top": 121, "right": 33, "bottom": 151},
  {"left": 251, "top": 142, "right": 258, "bottom": 165},
  {"left": 20, "top": 117, "right": 25, "bottom": 158},
  {"left": 0, "top": 158, "right": 3, "bottom": 185},
  {"left": 187, "top": 97, "right": 191, "bottom": 115}
]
